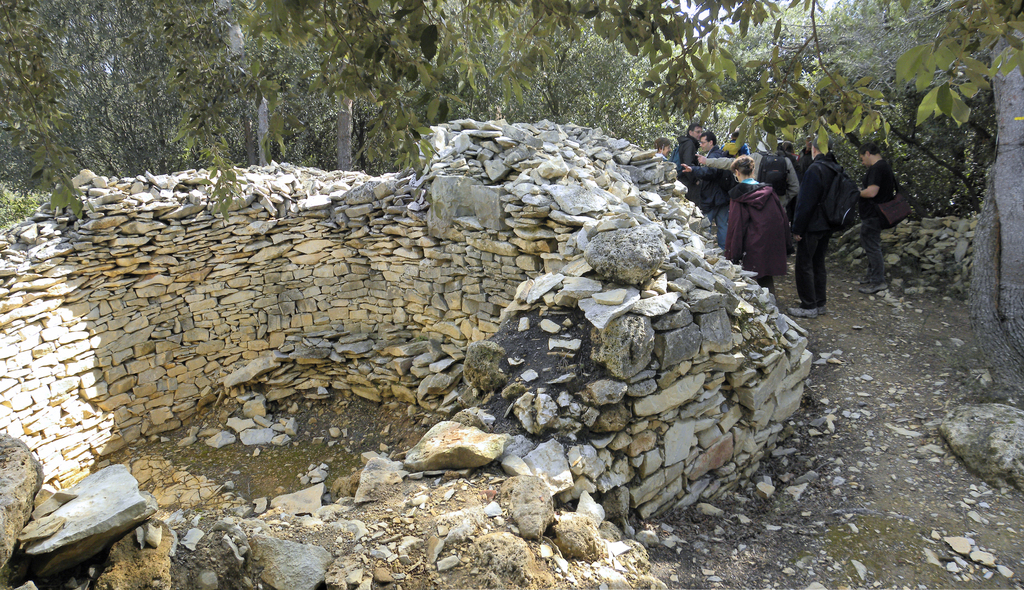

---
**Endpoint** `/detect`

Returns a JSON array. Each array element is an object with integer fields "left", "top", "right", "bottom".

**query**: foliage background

[{"left": 0, "top": 0, "right": 997, "bottom": 225}]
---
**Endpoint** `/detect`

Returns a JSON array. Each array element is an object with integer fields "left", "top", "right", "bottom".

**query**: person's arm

[
  {"left": 784, "top": 158, "right": 800, "bottom": 205},
  {"left": 861, "top": 164, "right": 881, "bottom": 198},
  {"left": 701, "top": 157, "right": 732, "bottom": 171}
]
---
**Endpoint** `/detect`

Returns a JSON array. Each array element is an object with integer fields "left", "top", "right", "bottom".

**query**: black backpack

[
  {"left": 815, "top": 160, "right": 860, "bottom": 229},
  {"left": 715, "top": 167, "right": 737, "bottom": 194},
  {"left": 757, "top": 151, "right": 789, "bottom": 197}
]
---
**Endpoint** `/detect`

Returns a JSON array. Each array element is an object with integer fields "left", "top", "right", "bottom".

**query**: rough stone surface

[
  {"left": 271, "top": 484, "right": 325, "bottom": 514},
  {"left": 404, "top": 421, "right": 510, "bottom": 471},
  {"left": 93, "top": 520, "right": 172, "bottom": 590},
  {"left": 499, "top": 476, "right": 554, "bottom": 540},
  {"left": 584, "top": 224, "right": 668, "bottom": 286},
  {"left": 464, "top": 341, "right": 508, "bottom": 392},
  {"left": 940, "top": 404, "right": 1024, "bottom": 489},
  {"left": 592, "top": 315, "right": 655, "bottom": 380},
  {"left": 552, "top": 513, "right": 605, "bottom": 561},
  {"left": 470, "top": 532, "right": 555, "bottom": 589},
  {"left": 354, "top": 459, "right": 406, "bottom": 504},
  {"left": 251, "top": 534, "right": 333, "bottom": 590},
  {"left": 0, "top": 434, "right": 43, "bottom": 572}
]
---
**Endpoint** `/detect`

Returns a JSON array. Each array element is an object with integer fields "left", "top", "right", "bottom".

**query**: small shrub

[{"left": 0, "top": 184, "right": 46, "bottom": 229}]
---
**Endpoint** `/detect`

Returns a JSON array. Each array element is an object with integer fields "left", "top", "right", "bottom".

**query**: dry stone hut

[{"left": 0, "top": 119, "right": 810, "bottom": 519}]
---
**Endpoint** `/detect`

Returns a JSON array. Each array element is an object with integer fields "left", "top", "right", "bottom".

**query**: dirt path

[{"left": 648, "top": 261, "right": 1024, "bottom": 588}]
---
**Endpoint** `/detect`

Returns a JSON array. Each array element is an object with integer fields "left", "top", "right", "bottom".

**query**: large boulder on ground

[
  {"left": 93, "top": 520, "right": 173, "bottom": 590},
  {"left": 250, "top": 534, "right": 333, "bottom": 590},
  {"left": 24, "top": 465, "right": 158, "bottom": 577},
  {"left": 591, "top": 314, "right": 654, "bottom": 380},
  {"left": 583, "top": 224, "right": 668, "bottom": 286},
  {"left": 940, "top": 403, "right": 1024, "bottom": 489},
  {"left": 469, "top": 532, "right": 555, "bottom": 589},
  {"left": 403, "top": 421, "right": 510, "bottom": 471},
  {"left": 0, "top": 434, "right": 43, "bottom": 572},
  {"left": 464, "top": 341, "right": 508, "bottom": 392},
  {"left": 499, "top": 476, "right": 554, "bottom": 540}
]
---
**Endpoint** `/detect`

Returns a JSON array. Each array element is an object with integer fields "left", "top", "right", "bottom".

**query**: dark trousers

[
  {"left": 757, "top": 275, "right": 775, "bottom": 296},
  {"left": 795, "top": 230, "right": 832, "bottom": 309},
  {"left": 860, "top": 216, "right": 885, "bottom": 284}
]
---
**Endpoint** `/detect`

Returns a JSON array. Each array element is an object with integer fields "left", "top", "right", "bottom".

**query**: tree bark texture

[
  {"left": 257, "top": 97, "right": 269, "bottom": 166},
  {"left": 337, "top": 96, "right": 353, "bottom": 171},
  {"left": 970, "top": 62, "right": 1024, "bottom": 389}
]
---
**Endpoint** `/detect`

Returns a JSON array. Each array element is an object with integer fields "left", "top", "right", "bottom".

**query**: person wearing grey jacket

[{"left": 699, "top": 150, "right": 800, "bottom": 210}]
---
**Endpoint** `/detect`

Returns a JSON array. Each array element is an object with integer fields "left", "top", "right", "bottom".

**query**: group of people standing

[{"left": 657, "top": 126, "right": 900, "bottom": 320}]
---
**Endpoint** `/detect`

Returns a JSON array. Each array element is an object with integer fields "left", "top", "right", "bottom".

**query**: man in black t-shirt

[{"left": 857, "top": 142, "right": 897, "bottom": 294}]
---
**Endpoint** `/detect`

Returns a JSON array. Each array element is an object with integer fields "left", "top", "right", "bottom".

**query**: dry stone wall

[
  {"left": 831, "top": 216, "right": 976, "bottom": 296},
  {"left": 0, "top": 119, "right": 809, "bottom": 519}
]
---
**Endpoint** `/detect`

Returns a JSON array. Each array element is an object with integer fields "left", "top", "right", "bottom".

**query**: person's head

[
  {"left": 730, "top": 155, "right": 756, "bottom": 181},
  {"left": 859, "top": 141, "right": 882, "bottom": 167},
  {"left": 780, "top": 141, "right": 795, "bottom": 155},
  {"left": 699, "top": 131, "right": 717, "bottom": 152},
  {"left": 811, "top": 137, "right": 835, "bottom": 158},
  {"left": 654, "top": 137, "right": 672, "bottom": 156},
  {"left": 687, "top": 123, "right": 704, "bottom": 139},
  {"left": 731, "top": 129, "right": 741, "bottom": 141}
]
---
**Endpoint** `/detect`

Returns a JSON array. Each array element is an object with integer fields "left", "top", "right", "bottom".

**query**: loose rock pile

[{"left": 831, "top": 216, "right": 976, "bottom": 296}]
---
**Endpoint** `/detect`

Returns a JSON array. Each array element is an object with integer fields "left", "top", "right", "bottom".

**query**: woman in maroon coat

[{"left": 725, "top": 156, "right": 791, "bottom": 297}]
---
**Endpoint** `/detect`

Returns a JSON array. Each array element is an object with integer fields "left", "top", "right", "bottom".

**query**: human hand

[
  {"left": 680, "top": 164, "right": 692, "bottom": 173},
  {"left": 794, "top": 234, "right": 802, "bottom": 242},
  {"left": 697, "top": 155, "right": 707, "bottom": 165}
]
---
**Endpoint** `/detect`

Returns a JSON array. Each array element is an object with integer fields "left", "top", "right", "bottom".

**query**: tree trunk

[
  {"left": 970, "top": 59, "right": 1024, "bottom": 394},
  {"left": 257, "top": 97, "right": 269, "bottom": 166},
  {"left": 243, "top": 117, "right": 256, "bottom": 166},
  {"left": 337, "top": 95, "right": 353, "bottom": 171}
]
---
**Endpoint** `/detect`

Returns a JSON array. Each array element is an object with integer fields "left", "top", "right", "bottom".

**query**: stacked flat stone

[
  {"left": 0, "top": 118, "right": 805, "bottom": 518},
  {"left": 831, "top": 216, "right": 975, "bottom": 296}
]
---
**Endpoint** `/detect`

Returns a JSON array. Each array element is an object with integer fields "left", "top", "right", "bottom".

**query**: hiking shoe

[
  {"left": 817, "top": 306, "right": 828, "bottom": 316},
  {"left": 787, "top": 306, "right": 818, "bottom": 318},
  {"left": 855, "top": 276, "right": 873, "bottom": 284},
  {"left": 858, "top": 282, "right": 888, "bottom": 294}
]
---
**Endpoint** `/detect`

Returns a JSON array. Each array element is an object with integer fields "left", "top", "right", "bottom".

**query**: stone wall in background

[{"left": 831, "top": 216, "right": 975, "bottom": 297}]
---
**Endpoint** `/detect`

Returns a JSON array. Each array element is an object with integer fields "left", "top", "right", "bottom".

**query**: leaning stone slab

[
  {"left": 24, "top": 465, "right": 158, "bottom": 577},
  {"left": 940, "top": 404, "right": 1024, "bottom": 490},
  {"left": 0, "top": 434, "right": 43, "bottom": 571},
  {"left": 251, "top": 534, "right": 333, "bottom": 590},
  {"left": 404, "top": 421, "right": 511, "bottom": 471},
  {"left": 223, "top": 356, "right": 280, "bottom": 388}
]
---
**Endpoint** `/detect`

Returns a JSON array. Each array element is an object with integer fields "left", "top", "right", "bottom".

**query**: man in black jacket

[
  {"left": 788, "top": 139, "right": 838, "bottom": 318},
  {"left": 673, "top": 123, "right": 703, "bottom": 198}
]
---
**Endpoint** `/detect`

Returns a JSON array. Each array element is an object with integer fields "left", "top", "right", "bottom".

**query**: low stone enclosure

[{"left": 0, "top": 119, "right": 812, "bottom": 519}]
